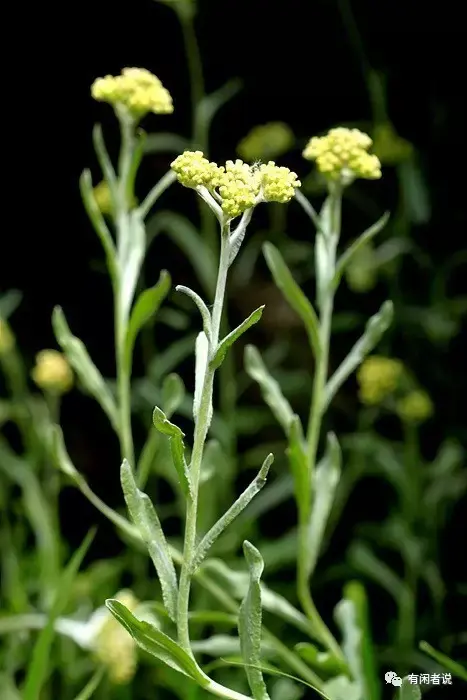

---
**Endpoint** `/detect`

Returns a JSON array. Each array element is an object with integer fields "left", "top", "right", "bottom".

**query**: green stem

[
  {"left": 177, "top": 224, "right": 231, "bottom": 652},
  {"left": 297, "top": 189, "right": 345, "bottom": 663},
  {"left": 179, "top": 12, "right": 206, "bottom": 149}
]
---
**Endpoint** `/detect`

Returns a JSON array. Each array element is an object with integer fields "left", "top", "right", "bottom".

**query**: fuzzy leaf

[
  {"left": 118, "top": 209, "right": 146, "bottom": 330},
  {"left": 238, "top": 541, "right": 271, "bottom": 700},
  {"left": 121, "top": 459, "right": 178, "bottom": 620},
  {"left": 305, "top": 433, "right": 341, "bottom": 580},
  {"left": 106, "top": 599, "right": 206, "bottom": 682},
  {"left": 152, "top": 407, "right": 192, "bottom": 499},
  {"left": 211, "top": 306, "right": 265, "bottom": 370},
  {"left": 176, "top": 285, "right": 212, "bottom": 341},
  {"left": 333, "top": 212, "right": 390, "bottom": 288},
  {"left": 193, "top": 454, "right": 273, "bottom": 571},
  {"left": 286, "top": 417, "right": 309, "bottom": 517},
  {"left": 194, "top": 331, "right": 212, "bottom": 426}
]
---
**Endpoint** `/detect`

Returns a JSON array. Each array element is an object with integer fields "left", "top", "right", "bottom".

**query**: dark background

[{"left": 3, "top": 0, "right": 466, "bottom": 690}]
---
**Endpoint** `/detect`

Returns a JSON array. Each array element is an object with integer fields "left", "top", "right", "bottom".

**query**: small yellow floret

[
  {"left": 31, "top": 350, "right": 73, "bottom": 394},
  {"left": 357, "top": 356, "right": 403, "bottom": 405},
  {"left": 94, "top": 590, "right": 139, "bottom": 685},
  {"left": 303, "top": 127, "right": 381, "bottom": 181},
  {"left": 396, "top": 390, "right": 433, "bottom": 424},
  {"left": 259, "top": 161, "right": 301, "bottom": 203},
  {"left": 91, "top": 67, "right": 173, "bottom": 119},
  {"left": 171, "top": 150, "right": 222, "bottom": 189}
]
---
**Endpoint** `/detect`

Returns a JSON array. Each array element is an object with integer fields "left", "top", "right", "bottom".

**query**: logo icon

[{"left": 385, "top": 671, "right": 402, "bottom": 687}]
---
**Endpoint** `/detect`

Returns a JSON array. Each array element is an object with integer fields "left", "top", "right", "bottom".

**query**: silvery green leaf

[
  {"left": 190, "top": 635, "right": 244, "bottom": 657},
  {"left": 333, "top": 212, "right": 390, "bottom": 289},
  {"left": 118, "top": 209, "right": 146, "bottom": 330},
  {"left": 286, "top": 416, "right": 309, "bottom": 518},
  {"left": 244, "top": 345, "right": 294, "bottom": 437},
  {"left": 162, "top": 373, "right": 185, "bottom": 419},
  {"left": 192, "top": 454, "right": 273, "bottom": 571},
  {"left": 334, "top": 597, "right": 364, "bottom": 696},
  {"left": 152, "top": 408, "right": 192, "bottom": 499},
  {"left": 106, "top": 599, "right": 206, "bottom": 682},
  {"left": 80, "top": 171, "right": 117, "bottom": 279},
  {"left": 195, "top": 78, "right": 242, "bottom": 148},
  {"left": 343, "top": 582, "right": 381, "bottom": 700},
  {"left": 194, "top": 331, "right": 212, "bottom": 426},
  {"left": 125, "top": 270, "right": 171, "bottom": 365},
  {"left": 322, "top": 676, "right": 361, "bottom": 700},
  {"left": 396, "top": 677, "right": 421, "bottom": 700},
  {"left": 176, "top": 285, "right": 212, "bottom": 341},
  {"left": 263, "top": 242, "right": 320, "bottom": 360},
  {"left": 324, "top": 300, "right": 393, "bottom": 409},
  {"left": 52, "top": 307, "right": 118, "bottom": 429},
  {"left": 229, "top": 209, "right": 253, "bottom": 265},
  {"left": 211, "top": 306, "right": 265, "bottom": 370},
  {"left": 348, "top": 542, "right": 406, "bottom": 603},
  {"left": 271, "top": 678, "right": 304, "bottom": 700},
  {"left": 305, "top": 433, "right": 341, "bottom": 580},
  {"left": 121, "top": 459, "right": 178, "bottom": 620},
  {"left": 238, "top": 542, "right": 271, "bottom": 700}
]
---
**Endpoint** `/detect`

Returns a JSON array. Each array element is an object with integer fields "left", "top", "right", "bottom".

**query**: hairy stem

[{"left": 177, "top": 224, "right": 231, "bottom": 652}]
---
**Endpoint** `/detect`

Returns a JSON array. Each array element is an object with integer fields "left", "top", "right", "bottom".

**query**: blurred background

[{"left": 2, "top": 0, "right": 466, "bottom": 697}]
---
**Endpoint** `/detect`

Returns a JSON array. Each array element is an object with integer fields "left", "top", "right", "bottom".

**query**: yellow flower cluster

[
  {"left": 237, "top": 122, "right": 294, "bottom": 162},
  {"left": 303, "top": 127, "right": 381, "bottom": 181},
  {"left": 31, "top": 350, "right": 73, "bottom": 394},
  {"left": 357, "top": 356, "right": 403, "bottom": 405},
  {"left": 91, "top": 68, "right": 173, "bottom": 119},
  {"left": 95, "top": 590, "right": 139, "bottom": 685},
  {"left": 396, "top": 390, "right": 433, "bottom": 424},
  {"left": 0, "top": 318, "right": 14, "bottom": 354},
  {"left": 171, "top": 151, "right": 301, "bottom": 219}
]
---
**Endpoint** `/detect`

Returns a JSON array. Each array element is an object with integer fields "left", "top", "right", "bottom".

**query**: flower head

[
  {"left": 396, "top": 390, "right": 433, "bottom": 424},
  {"left": 94, "top": 590, "right": 139, "bottom": 685},
  {"left": 303, "top": 127, "right": 381, "bottom": 182},
  {"left": 237, "top": 122, "right": 294, "bottom": 162},
  {"left": 93, "top": 181, "right": 113, "bottom": 215},
  {"left": 357, "top": 356, "right": 403, "bottom": 405},
  {"left": 91, "top": 68, "right": 173, "bottom": 119},
  {"left": 171, "top": 152, "right": 300, "bottom": 220},
  {"left": 0, "top": 318, "right": 14, "bottom": 354},
  {"left": 31, "top": 350, "right": 73, "bottom": 394}
]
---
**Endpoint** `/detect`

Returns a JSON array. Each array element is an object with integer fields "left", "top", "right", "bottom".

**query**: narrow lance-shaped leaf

[
  {"left": 244, "top": 344, "right": 295, "bottom": 437},
  {"left": 343, "top": 582, "right": 381, "bottom": 700},
  {"left": 176, "top": 285, "right": 212, "bottom": 342},
  {"left": 121, "top": 459, "right": 178, "bottom": 620},
  {"left": 125, "top": 270, "right": 171, "bottom": 366},
  {"left": 333, "top": 211, "right": 390, "bottom": 289},
  {"left": 106, "top": 599, "right": 207, "bottom": 684},
  {"left": 117, "top": 209, "right": 146, "bottom": 330},
  {"left": 263, "top": 242, "right": 320, "bottom": 360},
  {"left": 238, "top": 541, "right": 271, "bottom": 700},
  {"left": 419, "top": 641, "right": 467, "bottom": 681},
  {"left": 192, "top": 454, "right": 274, "bottom": 571},
  {"left": 79, "top": 170, "right": 117, "bottom": 281},
  {"left": 334, "top": 598, "right": 362, "bottom": 692},
  {"left": 324, "top": 300, "right": 394, "bottom": 409},
  {"left": 211, "top": 306, "right": 265, "bottom": 370},
  {"left": 193, "top": 331, "right": 212, "bottom": 426},
  {"left": 305, "top": 433, "right": 341, "bottom": 580},
  {"left": 153, "top": 407, "right": 192, "bottom": 499},
  {"left": 52, "top": 306, "right": 118, "bottom": 430}
]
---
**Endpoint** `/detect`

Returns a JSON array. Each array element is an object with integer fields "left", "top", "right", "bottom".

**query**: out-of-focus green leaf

[
  {"left": 322, "top": 675, "right": 361, "bottom": 700},
  {"left": 395, "top": 677, "right": 421, "bottom": 699},
  {"left": 245, "top": 345, "right": 294, "bottom": 437},
  {"left": 72, "top": 668, "right": 105, "bottom": 700},
  {"left": 398, "top": 158, "right": 431, "bottom": 224},
  {"left": 286, "top": 416, "right": 309, "bottom": 517},
  {"left": 333, "top": 211, "right": 390, "bottom": 288},
  {"left": 143, "top": 132, "right": 191, "bottom": 154},
  {"left": 324, "top": 300, "right": 393, "bottom": 409},
  {"left": 263, "top": 242, "right": 320, "bottom": 359},
  {"left": 23, "top": 531, "right": 95, "bottom": 700},
  {"left": 125, "top": 270, "right": 171, "bottom": 365},
  {"left": 348, "top": 542, "right": 406, "bottom": 603},
  {"left": 0, "top": 290, "right": 22, "bottom": 319},
  {"left": 162, "top": 372, "right": 185, "bottom": 418},
  {"left": 52, "top": 306, "right": 118, "bottom": 429},
  {"left": 419, "top": 641, "right": 467, "bottom": 680}
]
